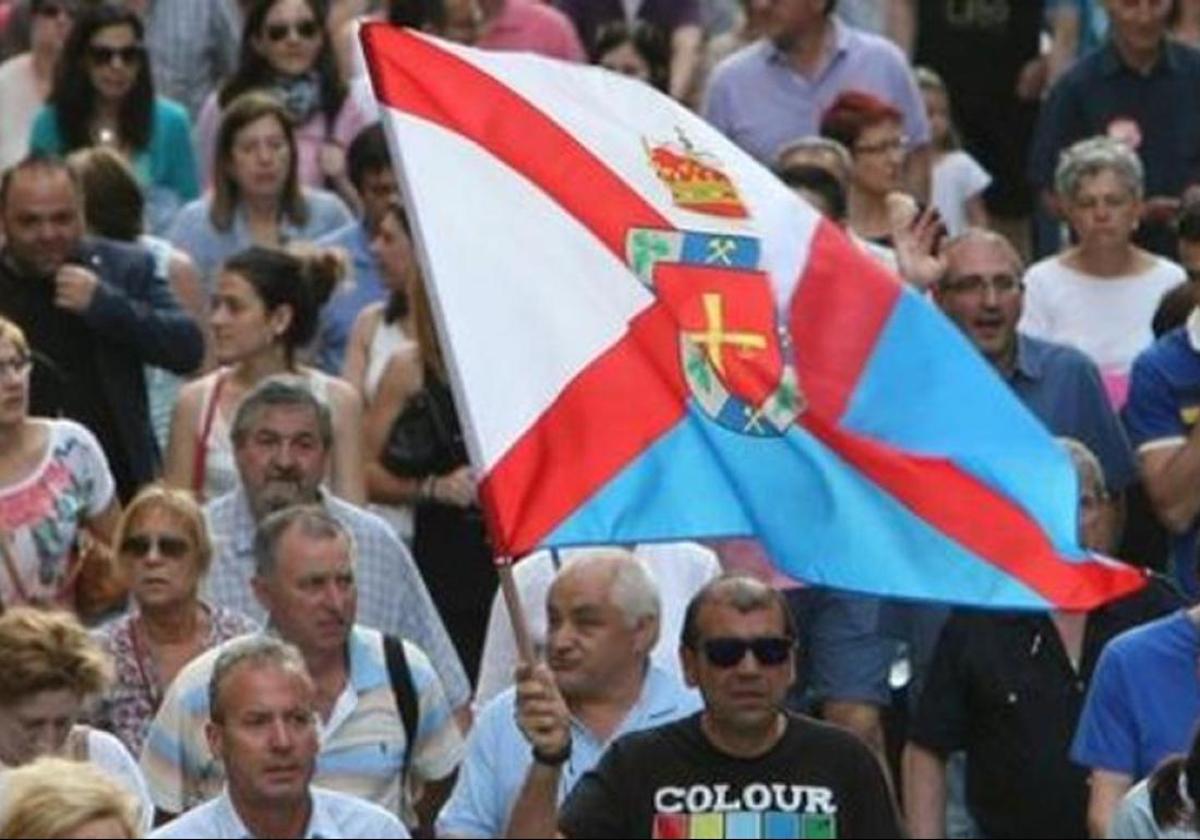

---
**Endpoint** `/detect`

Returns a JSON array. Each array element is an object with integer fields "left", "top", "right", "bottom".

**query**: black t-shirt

[{"left": 558, "top": 711, "right": 902, "bottom": 839}]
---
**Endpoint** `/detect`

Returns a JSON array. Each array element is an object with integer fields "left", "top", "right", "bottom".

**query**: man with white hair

[{"left": 436, "top": 550, "right": 700, "bottom": 838}]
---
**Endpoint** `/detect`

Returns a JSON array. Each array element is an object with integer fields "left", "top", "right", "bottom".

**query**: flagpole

[{"left": 498, "top": 561, "right": 538, "bottom": 665}]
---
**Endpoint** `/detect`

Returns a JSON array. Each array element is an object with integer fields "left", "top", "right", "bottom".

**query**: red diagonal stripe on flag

[{"left": 363, "top": 25, "right": 1148, "bottom": 606}]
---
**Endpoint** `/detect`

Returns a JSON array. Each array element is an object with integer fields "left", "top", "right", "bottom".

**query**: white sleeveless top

[
  {"left": 364, "top": 318, "right": 412, "bottom": 400},
  {"left": 196, "top": 368, "right": 333, "bottom": 502}
]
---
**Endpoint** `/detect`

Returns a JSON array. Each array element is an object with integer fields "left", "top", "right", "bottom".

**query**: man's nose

[{"left": 267, "top": 718, "right": 295, "bottom": 750}]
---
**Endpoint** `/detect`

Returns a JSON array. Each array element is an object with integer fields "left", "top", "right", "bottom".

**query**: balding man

[
  {"left": 933, "top": 227, "right": 1136, "bottom": 499},
  {"left": 436, "top": 551, "right": 700, "bottom": 838}
]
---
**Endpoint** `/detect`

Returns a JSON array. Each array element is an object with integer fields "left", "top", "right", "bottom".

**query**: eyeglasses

[
  {"left": 88, "top": 44, "right": 145, "bottom": 67},
  {"left": 0, "top": 354, "right": 32, "bottom": 379},
  {"left": 34, "top": 1, "right": 76, "bottom": 18},
  {"left": 853, "top": 135, "right": 908, "bottom": 157},
  {"left": 940, "top": 273, "right": 1022, "bottom": 297},
  {"left": 701, "top": 636, "right": 794, "bottom": 668},
  {"left": 263, "top": 19, "right": 322, "bottom": 43},
  {"left": 120, "top": 534, "right": 191, "bottom": 559}
]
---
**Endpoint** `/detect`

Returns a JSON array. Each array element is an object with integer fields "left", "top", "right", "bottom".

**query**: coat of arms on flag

[
  {"left": 630, "top": 130, "right": 802, "bottom": 438},
  {"left": 361, "top": 24, "right": 1146, "bottom": 611}
]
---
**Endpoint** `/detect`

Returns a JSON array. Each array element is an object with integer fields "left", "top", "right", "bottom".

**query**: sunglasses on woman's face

[
  {"left": 120, "top": 534, "right": 191, "bottom": 559},
  {"left": 263, "top": 18, "right": 322, "bottom": 43},
  {"left": 88, "top": 44, "right": 144, "bottom": 67}
]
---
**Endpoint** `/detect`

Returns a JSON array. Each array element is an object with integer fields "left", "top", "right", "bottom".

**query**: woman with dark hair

[
  {"left": 593, "top": 20, "right": 669, "bottom": 92},
  {"left": 820, "top": 89, "right": 911, "bottom": 247},
  {"left": 343, "top": 201, "right": 416, "bottom": 540},
  {"left": 28, "top": 1, "right": 198, "bottom": 234},
  {"left": 168, "top": 91, "right": 353, "bottom": 292},
  {"left": 365, "top": 247, "right": 496, "bottom": 679},
  {"left": 195, "top": 0, "right": 368, "bottom": 205},
  {"left": 1109, "top": 724, "right": 1200, "bottom": 837},
  {"left": 164, "top": 245, "right": 365, "bottom": 504}
]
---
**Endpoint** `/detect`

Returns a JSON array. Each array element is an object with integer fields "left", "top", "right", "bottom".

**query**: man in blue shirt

[
  {"left": 933, "top": 227, "right": 1137, "bottom": 498},
  {"left": 436, "top": 550, "right": 700, "bottom": 838},
  {"left": 149, "top": 635, "right": 409, "bottom": 839},
  {"left": 315, "top": 123, "right": 399, "bottom": 374}
]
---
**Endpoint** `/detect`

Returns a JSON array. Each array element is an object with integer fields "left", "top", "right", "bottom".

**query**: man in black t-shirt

[{"left": 556, "top": 575, "right": 902, "bottom": 839}]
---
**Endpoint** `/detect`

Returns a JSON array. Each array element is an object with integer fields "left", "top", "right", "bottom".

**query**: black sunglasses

[
  {"left": 701, "top": 636, "right": 794, "bottom": 668},
  {"left": 264, "top": 19, "right": 322, "bottom": 43},
  {"left": 120, "top": 534, "right": 191, "bottom": 559},
  {"left": 88, "top": 44, "right": 144, "bottom": 67}
]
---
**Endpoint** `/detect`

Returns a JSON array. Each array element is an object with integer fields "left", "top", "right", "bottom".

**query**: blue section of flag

[
  {"left": 545, "top": 401, "right": 1049, "bottom": 608},
  {"left": 680, "top": 232, "right": 760, "bottom": 269},
  {"left": 841, "top": 291, "right": 1080, "bottom": 554}
]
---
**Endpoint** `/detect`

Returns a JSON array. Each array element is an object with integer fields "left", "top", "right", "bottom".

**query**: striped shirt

[
  {"left": 202, "top": 488, "right": 471, "bottom": 709},
  {"left": 139, "top": 627, "right": 465, "bottom": 826}
]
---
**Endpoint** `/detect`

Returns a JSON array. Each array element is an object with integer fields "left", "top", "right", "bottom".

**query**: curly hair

[{"left": 0, "top": 608, "right": 113, "bottom": 706}]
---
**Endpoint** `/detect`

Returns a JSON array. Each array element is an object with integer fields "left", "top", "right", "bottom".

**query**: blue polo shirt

[
  {"left": 436, "top": 665, "right": 700, "bottom": 838},
  {"left": 315, "top": 222, "right": 388, "bottom": 375},
  {"left": 1124, "top": 311, "right": 1200, "bottom": 595},
  {"left": 1029, "top": 39, "right": 1200, "bottom": 254},
  {"left": 1008, "top": 333, "right": 1137, "bottom": 494},
  {"left": 1071, "top": 609, "right": 1200, "bottom": 780}
]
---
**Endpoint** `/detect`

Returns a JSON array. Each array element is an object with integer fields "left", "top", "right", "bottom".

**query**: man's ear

[
  {"left": 680, "top": 644, "right": 700, "bottom": 689},
  {"left": 205, "top": 719, "right": 224, "bottom": 765},
  {"left": 251, "top": 574, "right": 272, "bottom": 615}
]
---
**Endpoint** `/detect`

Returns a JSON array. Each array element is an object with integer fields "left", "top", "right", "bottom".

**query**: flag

[{"left": 361, "top": 25, "right": 1146, "bottom": 611}]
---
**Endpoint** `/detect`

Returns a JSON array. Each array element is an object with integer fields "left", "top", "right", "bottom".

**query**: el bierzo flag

[{"left": 361, "top": 24, "right": 1146, "bottom": 611}]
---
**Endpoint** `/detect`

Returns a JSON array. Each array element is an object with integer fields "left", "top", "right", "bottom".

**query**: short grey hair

[
  {"left": 252, "top": 504, "right": 355, "bottom": 579},
  {"left": 1055, "top": 135, "right": 1144, "bottom": 202},
  {"left": 230, "top": 375, "right": 334, "bottom": 450},
  {"left": 558, "top": 549, "right": 661, "bottom": 634},
  {"left": 774, "top": 136, "right": 853, "bottom": 182},
  {"left": 1058, "top": 437, "right": 1107, "bottom": 497},
  {"left": 940, "top": 227, "right": 1025, "bottom": 280},
  {"left": 208, "top": 634, "right": 312, "bottom": 723}
]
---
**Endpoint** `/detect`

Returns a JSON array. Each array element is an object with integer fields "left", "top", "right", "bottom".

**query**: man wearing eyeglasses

[
  {"left": 437, "top": 550, "right": 699, "bottom": 838},
  {"left": 551, "top": 575, "right": 901, "bottom": 839},
  {"left": 932, "top": 228, "right": 1137, "bottom": 504}
]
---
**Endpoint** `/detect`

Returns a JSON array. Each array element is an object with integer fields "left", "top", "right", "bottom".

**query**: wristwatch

[{"left": 532, "top": 739, "right": 572, "bottom": 767}]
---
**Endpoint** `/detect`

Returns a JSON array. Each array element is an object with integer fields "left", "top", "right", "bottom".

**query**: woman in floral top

[
  {"left": 92, "top": 484, "right": 257, "bottom": 755},
  {"left": 0, "top": 317, "right": 121, "bottom": 611}
]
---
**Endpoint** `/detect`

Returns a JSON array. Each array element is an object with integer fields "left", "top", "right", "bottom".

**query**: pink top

[
  {"left": 194, "top": 90, "right": 371, "bottom": 188},
  {"left": 477, "top": 0, "right": 586, "bottom": 62}
]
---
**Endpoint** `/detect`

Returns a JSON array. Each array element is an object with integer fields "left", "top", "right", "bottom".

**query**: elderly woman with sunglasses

[
  {"left": 195, "top": 0, "right": 368, "bottom": 208},
  {"left": 91, "top": 484, "right": 257, "bottom": 756},
  {"left": 28, "top": 1, "right": 199, "bottom": 235},
  {"left": 0, "top": 316, "right": 120, "bottom": 614}
]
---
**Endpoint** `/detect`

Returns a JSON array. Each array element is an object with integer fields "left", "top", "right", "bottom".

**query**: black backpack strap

[{"left": 384, "top": 634, "right": 419, "bottom": 782}]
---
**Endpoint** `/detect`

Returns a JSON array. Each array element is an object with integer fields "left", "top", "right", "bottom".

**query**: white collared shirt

[{"left": 148, "top": 786, "right": 409, "bottom": 839}]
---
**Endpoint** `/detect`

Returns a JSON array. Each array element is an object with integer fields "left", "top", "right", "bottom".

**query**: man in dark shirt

[
  {"left": 902, "top": 439, "right": 1179, "bottom": 838},
  {"left": 0, "top": 155, "right": 203, "bottom": 500},
  {"left": 554, "top": 575, "right": 902, "bottom": 839},
  {"left": 1028, "top": 0, "right": 1200, "bottom": 258}
]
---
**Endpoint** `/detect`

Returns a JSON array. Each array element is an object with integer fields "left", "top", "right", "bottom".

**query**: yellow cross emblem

[{"left": 683, "top": 293, "right": 767, "bottom": 375}]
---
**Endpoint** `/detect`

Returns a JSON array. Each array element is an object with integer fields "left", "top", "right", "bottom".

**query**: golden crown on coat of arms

[{"left": 645, "top": 130, "right": 748, "bottom": 219}]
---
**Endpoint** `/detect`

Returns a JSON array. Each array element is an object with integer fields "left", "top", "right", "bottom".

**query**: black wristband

[{"left": 532, "top": 739, "right": 571, "bottom": 767}]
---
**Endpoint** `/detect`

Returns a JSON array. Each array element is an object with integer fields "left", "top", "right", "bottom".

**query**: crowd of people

[{"left": 1, "top": 0, "right": 1200, "bottom": 838}]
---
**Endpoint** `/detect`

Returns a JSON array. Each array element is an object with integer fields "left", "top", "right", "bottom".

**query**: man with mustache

[
  {"left": 143, "top": 506, "right": 464, "bottom": 835},
  {"left": 148, "top": 635, "right": 408, "bottom": 839},
  {"left": 200, "top": 375, "right": 471, "bottom": 718}
]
